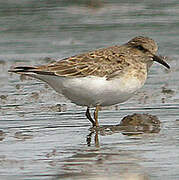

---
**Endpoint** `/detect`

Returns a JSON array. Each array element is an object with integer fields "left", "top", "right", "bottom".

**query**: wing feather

[{"left": 12, "top": 45, "right": 131, "bottom": 79}]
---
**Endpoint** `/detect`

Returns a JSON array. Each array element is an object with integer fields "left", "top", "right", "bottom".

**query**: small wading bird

[{"left": 9, "top": 36, "right": 170, "bottom": 127}]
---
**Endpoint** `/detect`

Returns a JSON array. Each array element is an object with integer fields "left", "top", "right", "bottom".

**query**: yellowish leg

[
  {"left": 86, "top": 131, "right": 100, "bottom": 147},
  {"left": 94, "top": 105, "right": 100, "bottom": 127},
  {"left": 94, "top": 130, "right": 99, "bottom": 148}
]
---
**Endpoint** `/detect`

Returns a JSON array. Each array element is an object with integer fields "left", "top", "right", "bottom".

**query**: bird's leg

[
  {"left": 86, "top": 130, "right": 100, "bottom": 147},
  {"left": 94, "top": 130, "right": 99, "bottom": 147},
  {"left": 94, "top": 105, "right": 100, "bottom": 127},
  {"left": 86, "top": 107, "right": 96, "bottom": 127},
  {"left": 86, "top": 131, "right": 93, "bottom": 146}
]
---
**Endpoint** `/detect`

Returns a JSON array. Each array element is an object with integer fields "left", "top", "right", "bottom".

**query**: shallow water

[{"left": 0, "top": 0, "right": 179, "bottom": 180}]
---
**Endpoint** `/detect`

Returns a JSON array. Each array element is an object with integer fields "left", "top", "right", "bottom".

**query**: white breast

[{"left": 35, "top": 74, "right": 146, "bottom": 107}]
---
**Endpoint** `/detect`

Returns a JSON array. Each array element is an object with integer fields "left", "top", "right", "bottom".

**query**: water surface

[{"left": 0, "top": 1, "right": 179, "bottom": 180}]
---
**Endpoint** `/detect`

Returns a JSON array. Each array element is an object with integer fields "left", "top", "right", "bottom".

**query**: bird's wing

[
  {"left": 38, "top": 46, "right": 129, "bottom": 78},
  {"left": 10, "top": 46, "right": 130, "bottom": 79}
]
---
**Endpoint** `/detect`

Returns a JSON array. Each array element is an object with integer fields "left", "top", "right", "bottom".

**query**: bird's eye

[{"left": 135, "top": 45, "right": 145, "bottom": 51}]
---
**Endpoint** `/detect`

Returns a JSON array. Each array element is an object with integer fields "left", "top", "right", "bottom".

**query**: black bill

[{"left": 153, "top": 55, "right": 170, "bottom": 69}]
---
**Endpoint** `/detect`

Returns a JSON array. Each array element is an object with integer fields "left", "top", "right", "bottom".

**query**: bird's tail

[
  {"left": 8, "top": 66, "right": 54, "bottom": 76},
  {"left": 8, "top": 66, "right": 40, "bottom": 77},
  {"left": 9, "top": 66, "right": 37, "bottom": 73}
]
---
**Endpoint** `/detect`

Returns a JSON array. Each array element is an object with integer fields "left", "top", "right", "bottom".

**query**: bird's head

[{"left": 127, "top": 36, "right": 170, "bottom": 69}]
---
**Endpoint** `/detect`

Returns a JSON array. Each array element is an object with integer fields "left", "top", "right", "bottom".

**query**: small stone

[
  {"left": 0, "top": 95, "right": 8, "bottom": 100},
  {"left": 161, "top": 87, "right": 174, "bottom": 95},
  {"left": 50, "top": 104, "right": 67, "bottom": 112},
  {"left": 15, "top": 84, "right": 21, "bottom": 90},
  {"left": 118, "top": 113, "right": 161, "bottom": 134},
  {"left": 31, "top": 92, "right": 39, "bottom": 100},
  {"left": 120, "top": 113, "right": 160, "bottom": 126}
]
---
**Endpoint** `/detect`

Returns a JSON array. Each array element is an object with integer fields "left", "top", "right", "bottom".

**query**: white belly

[{"left": 35, "top": 74, "right": 146, "bottom": 107}]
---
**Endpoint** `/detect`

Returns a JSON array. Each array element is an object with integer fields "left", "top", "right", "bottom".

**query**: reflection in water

[
  {"left": 86, "top": 113, "right": 161, "bottom": 147},
  {"left": 80, "top": 173, "right": 150, "bottom": 180},
  {"left": 1, "top": 0, "right": 179, "bottom": 179},
  {"left": 14, "top": 131, "right": 33, "bottom": 140},
  {"left": 56, "top": 173, "right": 150, "bottom": 180},
  {"left": 53, "top": 113, "right": 161, "bottom": 179},
  {"left": 87, "top": 0, "right": 102, "bottom": 9},
  {"left": 56, "top": 113, "right": 161, "bottom": 179},
  {"left": 57, "top": 143, "right": 150, "bottom": 180},
  {"left": 0, "top": 130, "right": 5, "bottom": 141},
  {"left": 86, "top": 130, "right": 99, "bottom": 147}
]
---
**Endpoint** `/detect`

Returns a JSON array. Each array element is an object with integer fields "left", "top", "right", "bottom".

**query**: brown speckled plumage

[
  {"left": 9, "top": 36, "right": 170, "bottom": 127},
  {"left": 10, "top": 36, "right": 165, "bottom": 80}
]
